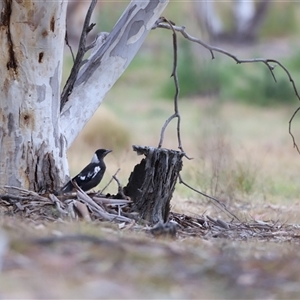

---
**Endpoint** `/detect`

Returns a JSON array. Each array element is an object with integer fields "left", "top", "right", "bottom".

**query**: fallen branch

[
  {"left": 93, "top": 197, "right": 131, "bottom": 205},
  {"left": 178, "top": 174, "right": 240, "bottom": 222},
  {"left": 49, "top": 194, "right": 69, "bottom": 217},
  {"left": 76, "top": 188, "right": 132, "bottom": 223}
]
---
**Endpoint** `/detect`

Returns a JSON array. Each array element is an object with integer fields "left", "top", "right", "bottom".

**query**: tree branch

[
  {"left": 65, "top": 25, "right": 75, "bottom": 63},
  {"left": 157, "top": 18, "right": 190, "bottom": 159},
  {"left": 60, "top": 0, "right": 98, "bottom": 111},
  {"left": 153, "top": 19, "right": 300, "bottom": 154},
  {"left": 60, "top": 1, "right": 169, "bottom": 148}
]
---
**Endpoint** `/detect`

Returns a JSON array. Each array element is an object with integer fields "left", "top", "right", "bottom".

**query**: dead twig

[
  {"left": 93, "top": 197, "right": 131, "bottom": 205},
  {"left": 3, "top": 186, "right": 49, "bottom": 202},
  {"left": 288, "top": 107, "right": 300, "bottom": 154},
  {"left": 112, "top": 174, "right": 129, "bottom": 200},
  {"left": 157, "top": 18, "right": 191, "bottom": 160},
  {"left": 72, "top": 200, "right": 92, "bottom": 221},
  {"left": 153, "top": 19, "right": 300, "bottom": 154},
  {"left": 100, "top": 168, "right": 120, "bottom": 194},
  {"left": 49, "top": 194, "right": 69, "bottom": 217},
  {"left": 76, "top": 188, "right": 132, "bottom": 223},
  {"left": 61, "top": 0, "right": 98, "bottom": 111},
  {"left": 65, "top": 25, "right": 75, "bottom": 62},
  {"left": 178, "top": 174, "right": 240, "bottom": 222},
  {"left": 0, "top": 194, "right": 32, "bottom": 202}
]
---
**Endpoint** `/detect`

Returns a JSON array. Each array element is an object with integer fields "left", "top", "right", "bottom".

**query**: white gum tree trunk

[
  {"left": 0, "top": 1, "right": 68, "bottom": 192},
  {"left": 0, "top": 0, "right": 168, "bottom": 192}
]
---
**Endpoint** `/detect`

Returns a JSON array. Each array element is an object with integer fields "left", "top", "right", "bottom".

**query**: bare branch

[
  {"left": 153, "top": 20, "right": 300, "bottom": 154},
  {"left": 178, "top": 174, "right": 240, "bottom": 222},
  {"left": 289, "top": 107, "right": 300, "bottom": 154},
  {"left": 157, "top": 18, "right": 190, "bottom": 159},
  {"left": 65, "top": 26, "right": 75, "bottom": 63},
  {"left": 100, "top": 168, "right": 120, "bottom": 194},
  {"left": 112, "top": 174, "right": 128, "bottom": 200},
  {"left": 60, "top": 0, "right": 98, "bottom": 111}
]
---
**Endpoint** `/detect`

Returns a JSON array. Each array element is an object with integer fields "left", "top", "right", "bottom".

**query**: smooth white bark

[
  {"left": 60, "top": 0, "right": 169, "bottom": 148},
  {"left": 0, "top": 1, "right": 68, "bottom": 190}
]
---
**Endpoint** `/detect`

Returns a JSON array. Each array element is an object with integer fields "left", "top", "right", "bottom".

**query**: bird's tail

[{"left": 54, "top": 181, "right": 74, "bottom": 196}]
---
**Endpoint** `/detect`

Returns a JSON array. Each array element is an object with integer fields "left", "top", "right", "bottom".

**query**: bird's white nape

[{"left": 90, "top": 153, "right": 100, "bottom": 164}]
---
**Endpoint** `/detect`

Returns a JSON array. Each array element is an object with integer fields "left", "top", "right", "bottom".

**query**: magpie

[{"left": 58, "top": 149, "right": 112, "bottom": 194}]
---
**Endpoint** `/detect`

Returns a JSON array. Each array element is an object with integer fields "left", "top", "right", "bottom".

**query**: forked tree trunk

[
  {"left": 60, "top": 0, "right": 169, "bottom": 146},
  {"left": 0, "top": 1, "right": 69, "bottom": 192},
  {"left": 124, "top": 146, "right": 184, "bottom": 224}
]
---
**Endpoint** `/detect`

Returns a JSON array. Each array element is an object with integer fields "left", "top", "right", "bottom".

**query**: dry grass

[
  {"left": 67, "top": 88, "right": 300, "bottom": 214},
  {"left": 74, "top": 106, "right": 132, "bottom": 152}
]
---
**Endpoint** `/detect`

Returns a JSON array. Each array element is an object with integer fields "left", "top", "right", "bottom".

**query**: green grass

[
  {"left": 160, "top": 45, "right": 300, "bottom": 106},
  {"left": 161, "top": 41, "right": 223, "bottom": 98}
]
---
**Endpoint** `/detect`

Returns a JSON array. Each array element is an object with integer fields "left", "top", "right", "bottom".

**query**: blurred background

[{"left": 64, "top": 1, "right": 300, "bottom": 220}]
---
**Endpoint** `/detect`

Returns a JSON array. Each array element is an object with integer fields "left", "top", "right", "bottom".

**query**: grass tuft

[{"left": 75, "top": 106, "right": 132, "bottom": 153}]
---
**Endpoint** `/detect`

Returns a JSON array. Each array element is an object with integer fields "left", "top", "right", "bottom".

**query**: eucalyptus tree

[{"left": 0, "top": 0, "right": 168, "bottom": 192}]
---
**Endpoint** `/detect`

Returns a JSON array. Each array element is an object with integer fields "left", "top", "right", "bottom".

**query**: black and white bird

[{"left": 58, "top": 149, "right": 112, "bottom": 194}]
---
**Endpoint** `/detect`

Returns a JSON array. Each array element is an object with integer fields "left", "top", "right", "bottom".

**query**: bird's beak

[{"left": 104, "top": 149, "right": 112, "bottom": 156}]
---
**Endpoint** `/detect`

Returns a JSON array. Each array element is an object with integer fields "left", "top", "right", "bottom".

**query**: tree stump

[{"left": 124, "top": 145, "right": 184, "bottom": 225}]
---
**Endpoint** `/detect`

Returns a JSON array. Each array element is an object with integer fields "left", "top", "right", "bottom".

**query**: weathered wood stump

[{"left": 124, "top": 145, "right": 184, "bottom": 225}]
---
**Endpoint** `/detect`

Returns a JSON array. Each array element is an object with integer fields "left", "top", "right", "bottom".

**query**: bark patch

[
  {"left": 38, "top": 52, "right": 44, "bottom": 63},
  {"left": 7, "top": 113, "right": 15, "bottom": 136},
  {"left": 1, "top": 0, "right": 18, "bottom": 71},
  {"left": 145, "top": 0, "right": 159, "bottom": 13},
  {"left": 26, "top": 142, "right": 61, "bottom": 192},
  {"left": 36, "top": 84, "right": 46, "bottom": 102},
  {"left": 50, "top": 15, "right": 55, "bottom": 32},
  {"left": 20, "top": 111, "right": 35, "bottom": 130},
  {"left": 27, "top": 7, "right": 46, "bottom": 31}
]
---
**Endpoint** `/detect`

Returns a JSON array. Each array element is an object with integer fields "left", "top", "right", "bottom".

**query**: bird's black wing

[
  {"left": 58, "top": 162, "right": 104, "bottom": 194},
  {"left": 74, "top": 163, "right": 102, "bottom": 186}
]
